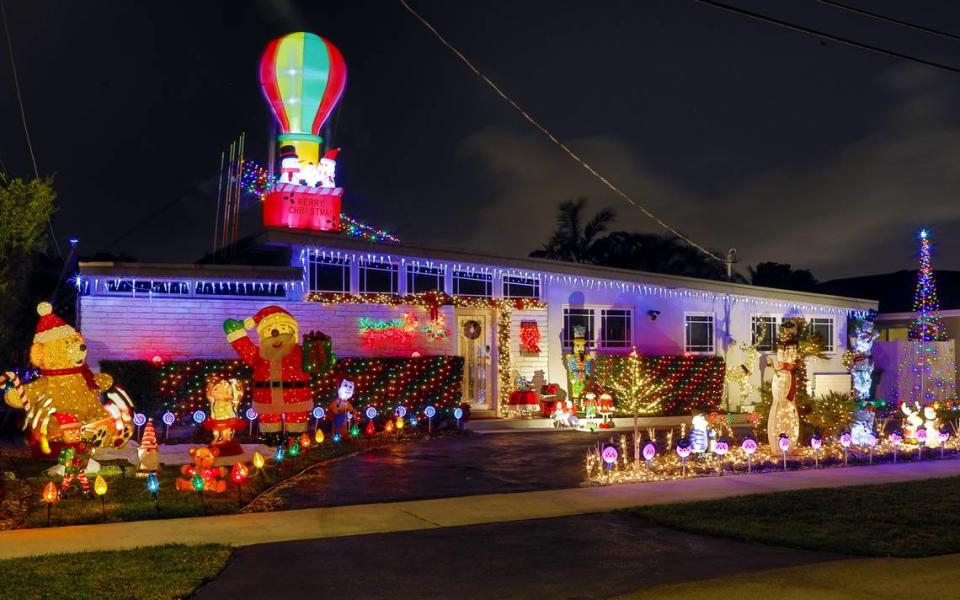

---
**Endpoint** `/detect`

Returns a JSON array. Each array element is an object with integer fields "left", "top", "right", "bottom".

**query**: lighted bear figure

[
  {"left": 328, "top": 379, "right": 357, "bottom": 437},
  {"left": 175, "top": 447, "right": 227, "bottom": 494},
  {"left": 2, "top": 303, "right": 134, "bottom": 457}
]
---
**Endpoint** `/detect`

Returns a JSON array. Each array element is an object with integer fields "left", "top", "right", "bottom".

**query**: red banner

[{"left": 262, "top": 184, "right": 342, "bottom": 232}]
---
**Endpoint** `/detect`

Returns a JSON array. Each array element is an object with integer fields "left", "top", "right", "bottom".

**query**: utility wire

[
  {"left": 693, "top": 0, "right": 960, "bottom": 74},
  {"left": 818, "top": 0, "right": 960, "bottom": 43},
  {"left": 0, "top": 0, "right": 63, "bottom": 258},
  {"left": 399, "top": 0, "right": 728, "bottom": 264}
]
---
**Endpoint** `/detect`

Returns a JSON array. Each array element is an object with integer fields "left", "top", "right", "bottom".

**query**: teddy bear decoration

[{"left": 175, "top": 447, "right": 227, "bottom": 494}]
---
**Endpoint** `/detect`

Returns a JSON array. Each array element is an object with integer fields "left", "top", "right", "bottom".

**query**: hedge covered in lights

[
  {"left": 592, "top": 354, "right": 725, "bottom": 416},
  {"left": 102, "top": 356, "right": 464, "bottom": 423}
]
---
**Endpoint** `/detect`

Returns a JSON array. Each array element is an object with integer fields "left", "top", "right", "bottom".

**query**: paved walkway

[{"left": 1, "top": 459, "right": 958, "bottom": 559}]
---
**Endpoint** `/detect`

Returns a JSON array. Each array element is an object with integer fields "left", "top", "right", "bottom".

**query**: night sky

[{"left": 2, "top": 0, "right": 960, "bottom": 280}]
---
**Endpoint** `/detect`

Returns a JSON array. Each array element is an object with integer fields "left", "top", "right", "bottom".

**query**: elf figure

[
  {"left": 55, "top": 413, "right": 94, "bottom": 497},
  {"left": 564, "top": 325, "right": 595, "bottom": 409},
  {"left": 223, "top": 306, "right": 312, "bottom": 442}
]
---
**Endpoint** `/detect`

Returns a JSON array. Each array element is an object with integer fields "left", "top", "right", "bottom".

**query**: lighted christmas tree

[
  {"left": 607, "top": 349, "right": 667, "bottom": 461},
  {"left": 908, "top": 229, "right": 947, "bottom": 342}
]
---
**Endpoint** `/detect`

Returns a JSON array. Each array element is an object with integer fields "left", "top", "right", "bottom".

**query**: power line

[
  {"left": 818, "top": 0, "right": 960, "bottom": 43},
  {"left": 693, "top": 0, "right": 960, "bottom": 74},
  {"left": 0, "top": 0, "right": 63, "bottom": 258},
  {"left": 399, "top": 0, "right": 728, "bottom": 265}
]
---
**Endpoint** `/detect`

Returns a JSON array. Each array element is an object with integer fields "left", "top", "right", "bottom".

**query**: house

[{"left": 78, "top": 229, "right": 877, "bottom": 417}]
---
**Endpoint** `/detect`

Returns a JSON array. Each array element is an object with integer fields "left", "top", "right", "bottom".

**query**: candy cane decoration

[{"left": 0, "top": 371, "right": 26, "bottom": 412}]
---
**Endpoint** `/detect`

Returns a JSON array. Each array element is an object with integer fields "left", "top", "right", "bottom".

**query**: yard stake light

[
  {"left": 741, "top": 437, "right": 757, "bottom": 473},
  {"left": 890, "top": 430, "right": 902, "bottom": 463},
  {"left": 810, "top": 433, "right": 822, "bottom": 468},
  {"left": 713, "top": 438, "right": 729, "bottom": 475},
  {"left": 133, "top": 413, "right": 147, "bottom": 440},
  {"left": 641, "top": 439, "right": 657, "bottom": 467},
  {"left": 42, "top": 481, "right": 57, "bottom": 526},
  {"left": 311, "top": 406, "right": 324, "bottom": 432},
  {"left": 778, "top": 433, "right": 790, "bottom": 471},
  {"left": 192, "top": 472, "right": 206, "bottom": 513},
  {"left": 454, "top": 407, "right": 464, "bottom": 428},
  {"left": 940, "top": 429, "right": 950, "bottom": 459},
  {"left": 94, "top": 475, "right": 108, "bottom": 520},
  {"left": 274, "top": 445, "right": 286, "bottom": 479},
  {"left": 917, "top": 427, "right": 927, "bottom": 460},
  {"left": 147, "top": 473, "right": 160, "bottom": 511},
  {"left": 315, "top": 429, "right": 325, "bottom": 445},
  {"left": 839, "top": 431, "right": 852, "bottom": 466},
  {"left": 867, "top": 431, "right": 879, "bottom": 464},
  {"left": 247, "top": 408, "right": 259, "bottom": 438},
  {"left": 424, "top": 405, "right": 436, "bottom": 433},
  {"left": 300, "top": 432, "right": 312, "bottom": 451},
  {"left": 231, "top": 462, "right": 249, "bottom": 505},
  {"left": 161, "top": 411, "right": 176, "bottom": 442},
  {"left": 676, "top": 439, "right": 691, "bottom": 476}
]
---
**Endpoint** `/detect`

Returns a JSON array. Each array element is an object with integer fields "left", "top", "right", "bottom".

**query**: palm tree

[
  {"left": 748, "top": 262, "right": 818, "bottom": 292},
  {"left": 529, "top": 198, "right": 615, "bottom": 264}
]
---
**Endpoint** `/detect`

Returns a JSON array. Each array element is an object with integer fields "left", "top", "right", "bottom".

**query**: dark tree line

[{"left": 530, "top": 199, "right": 818, "bottom": 291}]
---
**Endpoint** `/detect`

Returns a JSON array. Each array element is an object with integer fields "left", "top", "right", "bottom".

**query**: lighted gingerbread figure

[
  {"left": 564, "top": 325, "right": 595, "bottom": 408},
  {"left": 2, "top": 302, "right": 134, "bottom": 456},
  {"left": 54, "top": 412, "right": 95, "bottom": 497},
  {"left": 223, "top": 306, "right": 313, "bottom": 443},
  {"left": 175, "top": 447, "right": 227, "bottom": 494},
  {"left": 328, "top": 379, "right": 357, "bottom": 437},
  {"left": 202, "top": 377, "right": 245, "bottom": 456}
]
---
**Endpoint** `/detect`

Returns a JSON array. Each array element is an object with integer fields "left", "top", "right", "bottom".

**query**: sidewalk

[{"left": 1, "top": 459, "right": 958, "bottom": 559}]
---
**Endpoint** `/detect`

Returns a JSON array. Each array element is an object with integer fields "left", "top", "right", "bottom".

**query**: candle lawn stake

[
  {"left": 778, "top": 433, "right": 791, "bottom": 470},
  {"left": 192, "top": 472, "right": 206, "bottom": 513},
  {"left": 147, "top": 473, "right": 160, "bottom": 511},
  {"left": 94, "top": 475, "right": 108, "bottom": 520},
  {"left": 810, "top": 433, "right": 822, "bottom": 468},
  {"left": 42, "top": 481, "right": 57, "bottom": 526},
  {"left": 839, "top": 431, "right": 852, "bottom": 466},
  {"left": 231, "top": 462, "right": 249, "bottom": 505},
  {"left": 741, "top": 437, "right": 757, "bottom": 473}
]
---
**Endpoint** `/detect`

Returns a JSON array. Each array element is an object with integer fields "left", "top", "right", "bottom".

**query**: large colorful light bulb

[{"left": 259, "top": 32, "right": 347, "bottom": 167}]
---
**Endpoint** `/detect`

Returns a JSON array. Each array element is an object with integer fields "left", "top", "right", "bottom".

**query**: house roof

[
  {"left": 78, "top": 261, "right": 302, "bottom": 282},
  {"left": 257, "top": 229, "right": 878, "bottom": 311}
]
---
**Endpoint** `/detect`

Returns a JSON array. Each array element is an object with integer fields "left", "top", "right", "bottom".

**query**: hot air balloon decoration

[{"left": 260, "top": 32, "right": 347, "bottom": 232}]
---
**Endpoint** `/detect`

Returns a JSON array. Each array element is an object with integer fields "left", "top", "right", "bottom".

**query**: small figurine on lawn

[
  {"left": 137, "top": 418, "right": 160, "bottom": 477},
  {"left": 328, "top": 379, "right": 357, "bottom": 438},
  {"left": 598, "top": 392, "right": 616, "bottom": 429},
  {"left": 203, "top": 377, "right": 246, "bottom": 456},
  {"left": 175, "top": 447, "right": 227, "bottom": 494},
  {"left": 54, "top": 412, "right": 95, "bottom": 497}
]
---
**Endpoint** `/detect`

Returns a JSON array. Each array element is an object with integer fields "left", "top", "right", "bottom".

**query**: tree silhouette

[
  {"left": 748, "top": 262, "right": 818, "bottom": 292},
  {"left": 529, "top": 198, "right": 615, "bottom": 264}
]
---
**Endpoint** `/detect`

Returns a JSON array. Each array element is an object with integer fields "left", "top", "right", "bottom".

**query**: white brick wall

[{"left": 80, "top": 296, "right": 455, "bottom": 366}]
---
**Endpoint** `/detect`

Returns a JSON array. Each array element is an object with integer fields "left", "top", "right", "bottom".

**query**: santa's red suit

[{"left": 225, "top": 306, "right": 312, "bottom": 433}]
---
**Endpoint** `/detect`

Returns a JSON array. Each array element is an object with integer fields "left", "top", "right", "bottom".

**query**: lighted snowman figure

[
  {"left": 317, "top": 148, "right": 339, "bottom": 188},
  {"left": 922, "top": 404, "right": 941, "bottom": 449},
  {"left": 278, "top": 145, "right": 301, "bottom": 184},
  {"left": 690, "top": 414, "right": 709, "bottom": 453}
]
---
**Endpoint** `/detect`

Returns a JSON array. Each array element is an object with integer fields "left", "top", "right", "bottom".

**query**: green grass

[
  {"left": 14, "top": 441, "right": 365, "bottom": 527},
  {"left": 0, "top": 544, "right": 231, "bottom": 600},
  {"left": 617, "top": 554, "right": 960, "bottom": 600},
  {"left": 624, "top": 476, "right": 960, "bottom": 557}
]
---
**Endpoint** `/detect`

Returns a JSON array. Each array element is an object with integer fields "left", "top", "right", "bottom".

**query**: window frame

[
  {"left": 599, "top": 308, "right": 633, "bottom": 349},
  {"left": 358, "top": 259, "right": 399, "bottom": 294},
  {"left": 562, "top": 307, "right": 596, "bottom": 349},
  {"left": 807, "top": 316, "right": 836, "bottom": 353},
  {"left": 750, "top": 314, "right": 779, "bottom": 352},
  {"left": 684, "top": 312, "right": 716, "bottom": 354},
  {"left": 406, "top": 265, "right": 445, "bottom": 294},
  {"left": 452, "top": 270, "right": 493, "bottom": 297},
  {"left": 306, "top": 254, "right": 351, "bottom": 293},
  {"left": 502, "top": 275, "right": 541, "bottom": 300}
]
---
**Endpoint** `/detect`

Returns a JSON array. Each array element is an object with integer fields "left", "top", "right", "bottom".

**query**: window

[
  {"left": 600, "top": 309, "right": 632, "bottom": 348},
  {"left": 503, "top": 275, "right": 540, "bottom": 299},
  {"left": 808, "top": 317, "right": 835, "bottom": 352},
  {"left": 196, "top": 282, "right": 286, "bottom": 298},
  {"left": 562, "top": 307, "right": 595, "bottom": 348},
  {"left": 685, "top": 314, "right": 715, "bottom": 353},
  {"left": 307, "top": 254, "right": 350, "bottom": 293},
  {"left": 452, "top": 270, "right": 492, "bottom": 297},
  {"left": 359, "top": 260, "right": 399, "bottom": 294},
  {"left": 751, "top": 315, "right": 778, "bottom": 351},
  {"left": 104, "top": 280, "right": 189, "bottom": 295},
  {"left": 407, "top": 266, "right": 444, "bottom": 294}
]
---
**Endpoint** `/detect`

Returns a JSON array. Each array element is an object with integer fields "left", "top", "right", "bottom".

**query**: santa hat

[
  {"left": 321, "top": 147, "right": 340, "bottom": 163},
  {"left": 141, "top": 418, "right": 158, "bottom": 451},
  {"left": 244, "top": 305, "right": 298, "bottom": 338},
  {"left": 34, "top": 302, "right": 76, "bottom": 344},
  {"left": 53, "top": 412, "right": 82, "bottom": 430}
]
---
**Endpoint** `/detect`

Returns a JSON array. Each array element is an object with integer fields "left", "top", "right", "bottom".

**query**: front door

[{"left": 457, "top": 311, "right": 494, "bottom": 410}]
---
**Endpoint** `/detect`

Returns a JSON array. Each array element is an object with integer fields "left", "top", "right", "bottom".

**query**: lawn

[
  {"left": 0, "top": 544, "right": 230, "bottom": 600},
  {"left": 8, "top": 434, "right": 421, "bottom": 528},
  {"left": 618, "top": 554, "right": 960, "bottom": 600},
  {"left": 625, "top": 476, "right": 960, "bottom": 557}
]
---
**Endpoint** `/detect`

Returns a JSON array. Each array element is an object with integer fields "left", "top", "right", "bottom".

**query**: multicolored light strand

[{"left": 909, "top": 229, "right": 946, "bottom": 342}]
